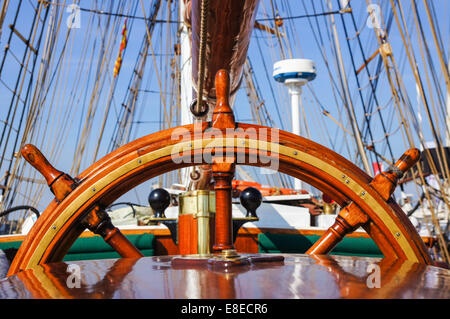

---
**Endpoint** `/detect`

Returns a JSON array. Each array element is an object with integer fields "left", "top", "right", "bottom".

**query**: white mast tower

[{"left": 273, "top": 59, "right": 317, "bottom": 191}]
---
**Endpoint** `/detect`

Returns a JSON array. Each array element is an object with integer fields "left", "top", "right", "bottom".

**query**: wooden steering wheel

[{"left": 8, "top": 70, "right": 431, "bottom": 276}]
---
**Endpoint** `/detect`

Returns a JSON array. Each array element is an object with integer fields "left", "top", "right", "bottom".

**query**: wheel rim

[{"left": 8, "top": 122, "right": 431, "bottom": 275}]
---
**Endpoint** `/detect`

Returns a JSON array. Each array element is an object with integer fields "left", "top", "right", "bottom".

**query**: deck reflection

[{"left": 0, "top": 254, "right": 449, "bottom": 298}]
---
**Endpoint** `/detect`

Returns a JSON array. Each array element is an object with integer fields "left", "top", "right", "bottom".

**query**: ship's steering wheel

[{"left": 8, "top": 70, "right": 431, "bottom": 275}]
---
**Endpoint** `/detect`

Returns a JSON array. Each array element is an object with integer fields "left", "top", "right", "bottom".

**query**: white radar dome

[{"left": 273, "top": 59, "right": 316, "bottom": 83}]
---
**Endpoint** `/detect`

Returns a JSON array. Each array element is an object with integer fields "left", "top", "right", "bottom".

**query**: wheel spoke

[
  {"left": 82, "top": 206, "right": 143, "bottom": 258},
  {"left": 307, "top": 148, "right": 420, "bottom": 256},
  {"left": 306, "top": 204, "right": 368, "bottom": 255},
  {"left": 21, "top": 144, "right": 76, "bottom": 201}
]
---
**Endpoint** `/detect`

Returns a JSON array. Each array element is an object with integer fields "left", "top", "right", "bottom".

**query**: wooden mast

[
  {"left": 186, "top": 0, "right": 260, "bottom": 117},
  {"left": 184, "top": 0, "right": 260, "bottom": 190}
]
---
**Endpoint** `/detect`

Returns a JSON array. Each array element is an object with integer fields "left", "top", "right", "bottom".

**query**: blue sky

[{"left": 0, "top": 0, "right": 448, "bottom": 211}]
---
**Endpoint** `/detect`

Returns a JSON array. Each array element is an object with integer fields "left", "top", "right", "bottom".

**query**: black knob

[
  {"left": 148, "top": 188, "right": 170, "bottom": 218},
  {"left": 239, "top": 187, "right": 262, "bottom": 218}
]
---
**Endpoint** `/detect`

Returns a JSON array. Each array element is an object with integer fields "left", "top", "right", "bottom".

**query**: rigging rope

[
  {"left": 193, "top": 0, "right": 209, "bottom": 118},
  {"left": 254, "top": 30, "right": 285, "bottom": 130},
  {"left": 72, "top": 1, "right": 124, "bottom": 175},
  {"left": 296, "top": 0, "right": 352, "bottom": 157},
  {"left": 385, "top": 0, "right": 450, "bottom": 263},
  {"left": 0, "top": 3, "right": 44, "bottom": 209},
  {"left": 93, "top": 0, "right": 139, "bottom": 162},
  {"left": 255, "top": 7, "right": 351, "bottom": 22},
  {"left": 338, "top": 1, "right": 395, "bottom": 168},
  {"left": 108, "top": 0, "right": 163, "bottom": 153}
]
